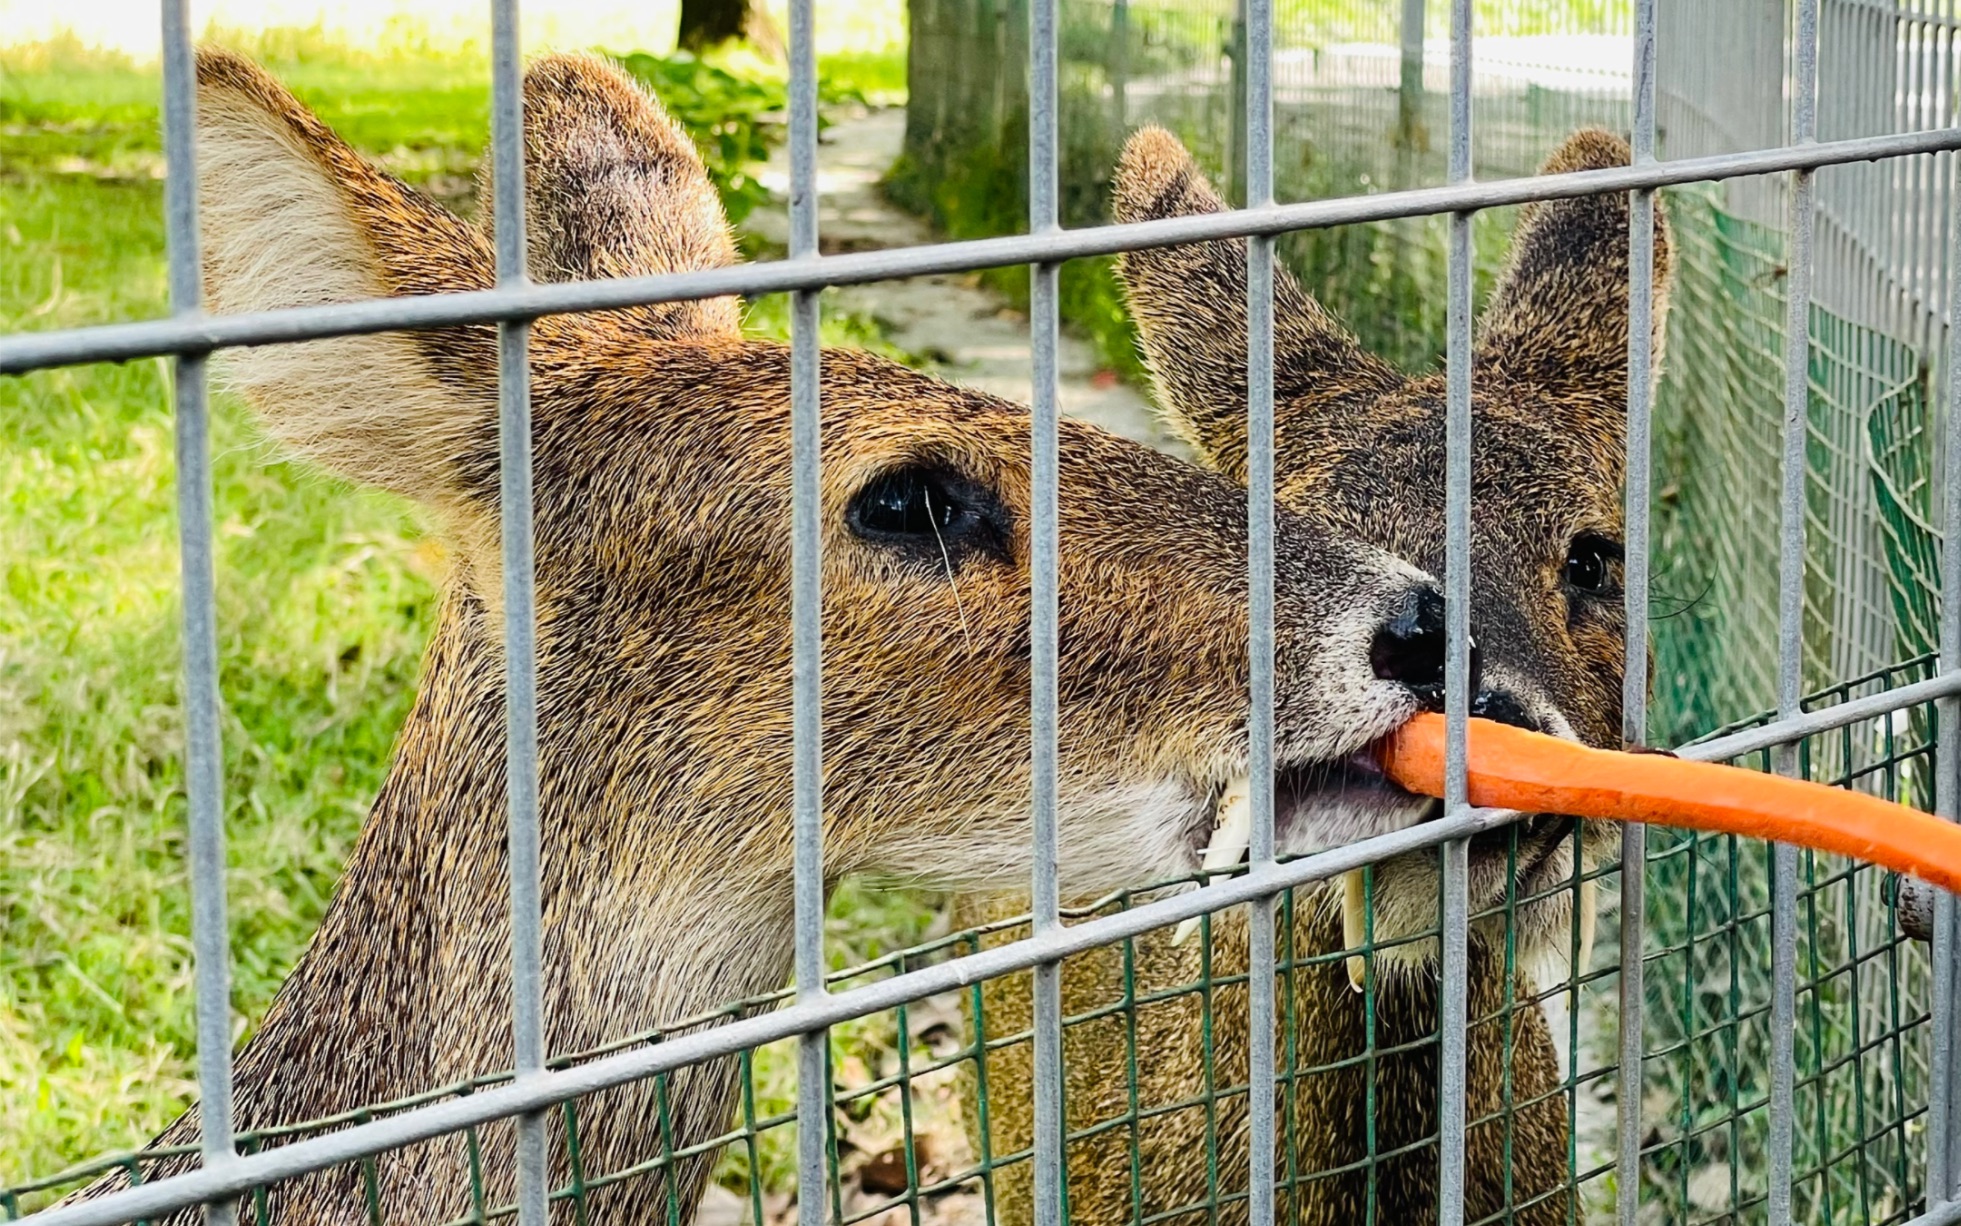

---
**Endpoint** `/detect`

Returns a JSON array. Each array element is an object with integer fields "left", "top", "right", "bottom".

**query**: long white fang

[
  {"left": 1171, "top": 776, "right": 1252, "bottom": 947},
  {"left": 1343, "top": 869, "right": 1369, "bottom": 992}
]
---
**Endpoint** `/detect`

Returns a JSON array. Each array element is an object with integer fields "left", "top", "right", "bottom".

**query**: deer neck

[{"left": 224, "top": 588, "right": 799, "bottom": 1177}]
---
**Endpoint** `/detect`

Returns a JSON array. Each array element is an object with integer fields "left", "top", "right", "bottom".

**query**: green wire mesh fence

[{"left": 1641, "top": 658, "right": 1940, "bottom": 1225}]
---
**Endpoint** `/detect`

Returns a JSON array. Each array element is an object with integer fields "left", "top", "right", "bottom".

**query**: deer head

[{"left": 1113, "top": 124, "right": 1672, "bottom": 972}]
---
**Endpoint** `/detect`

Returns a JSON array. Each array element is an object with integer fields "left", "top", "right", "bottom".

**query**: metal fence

[{"left": 4, "top": 1, "right": 1961, "bottom": 1225}]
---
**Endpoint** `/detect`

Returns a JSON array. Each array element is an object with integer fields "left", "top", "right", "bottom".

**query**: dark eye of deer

[
  {"left": 851, "top": 468, "right": 960, "bottom": 538},
  {"left": 847, "top": 464, "right": 1013, "bottom": 568},
  {"left": 1563, "top": 533, "right": 1623, "bottom": 596}
]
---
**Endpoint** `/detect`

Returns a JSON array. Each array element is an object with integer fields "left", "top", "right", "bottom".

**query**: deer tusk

[
  {"left": 1342, "top": 869, "right": 1369, "bottom": 992},
  {"left": 1171, "top": 776, "right": 1252, "bottom": 947}
]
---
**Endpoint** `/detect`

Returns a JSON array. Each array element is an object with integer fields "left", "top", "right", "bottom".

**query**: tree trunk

[
  {"left": 678, "top": 0, "right": 783, "bottom": 57},
  {"left": 678, "top": 0, "right": 745, "bottom": 50}
]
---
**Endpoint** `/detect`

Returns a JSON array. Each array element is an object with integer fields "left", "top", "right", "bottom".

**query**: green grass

[
  {"left": 805, "top": 47, "right": 908, "bottom": 103},
  {"left": 1, "top": 32, "right": 927, "bottom": 1204},
  {"left": 2, "top": 165, "right": 442, "bottom": 1191}
]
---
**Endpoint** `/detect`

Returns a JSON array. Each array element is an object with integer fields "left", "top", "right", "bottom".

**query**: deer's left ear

[
  {"left": 1473, "top": 129, "right": 1674, "bottom": 456},
  {"left": 494, "top": 53, "right": 742, "bottom": 340},
  {"left": 1110, "top": 126, "right": 1402, "bottom": 485}
]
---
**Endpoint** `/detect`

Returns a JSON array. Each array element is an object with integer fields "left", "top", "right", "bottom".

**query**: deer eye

[
  {"left": 847, "top": 464, "right": 1011, "bottom": 565},
  {"left": 1562, "top": 533, "right": 1624, "bottom": 597},
  {"left": 852, "top": 468, "right": 957, "bottom": 536}
]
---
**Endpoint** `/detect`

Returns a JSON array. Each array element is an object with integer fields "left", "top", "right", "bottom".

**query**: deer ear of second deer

[
  {"left": 56, "top": 51, "right": 1463, "bottom": 1226},
  {"left": 960, "top": 124, "right": 1674, "bottom": 1226}
]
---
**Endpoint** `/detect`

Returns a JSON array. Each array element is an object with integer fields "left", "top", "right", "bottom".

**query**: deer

[
  {"left": 57, "top": 51, "right": 1470, "bottom": 1226},
  {"left": 961, "top": 126, "right": 1673, "bottom": 1226}
]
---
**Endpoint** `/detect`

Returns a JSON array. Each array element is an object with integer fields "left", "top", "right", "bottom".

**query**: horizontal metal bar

[
  {"left": 1677, "top": 671, "right": 1961, "bottom": 765},
  {"left": 23, "top": 671, "right": 1961, "bottom": 1226},
  {"left": 7, "top": 127, "right": 1961, "bottom": 376},
  {"left": 1905, "top": 1198, "right": 1961, "bottom": 1226}
]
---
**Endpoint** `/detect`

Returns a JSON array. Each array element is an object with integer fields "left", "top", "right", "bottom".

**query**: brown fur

[
  {"left": 961, "top": 127, "right": 1673, "bottom": 1225},
  {"left": 61, "top": 54, "right": 1456, "bottom": 1226}
]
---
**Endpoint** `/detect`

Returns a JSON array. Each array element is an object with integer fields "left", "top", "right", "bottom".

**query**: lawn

[{"left": 0, "top": 25, "right": 932, "bottom": 1205}]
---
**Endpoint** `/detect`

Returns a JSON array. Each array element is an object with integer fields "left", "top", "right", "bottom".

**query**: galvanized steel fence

[{"left": 5, "top": 0, "right": 1961, "bottom": 1224}]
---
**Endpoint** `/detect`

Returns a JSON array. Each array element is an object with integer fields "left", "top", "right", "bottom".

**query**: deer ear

[
  {"left": 501, "top": 54, "right": 742, "bottom": 340},
  {"left": 1474, "top": 129, "right": 1674, "bottom": 452},
  {"left": 1110, "top": 126, "right": 1400, "bottom": 484},
  {"left": 196, "top": 48, "right": 497, "bottom": 505}
]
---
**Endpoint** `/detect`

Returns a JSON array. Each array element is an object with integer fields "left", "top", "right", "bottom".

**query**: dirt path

[{"left": 742, "top": 108, "right": 1185, "bottom": 459}]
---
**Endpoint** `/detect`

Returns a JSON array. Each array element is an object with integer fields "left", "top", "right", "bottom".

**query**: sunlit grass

[{"left": 0, "top": 0, "right": 906, "bottom": 63}]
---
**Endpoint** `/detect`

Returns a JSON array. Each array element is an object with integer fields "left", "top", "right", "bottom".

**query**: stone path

[{"left": 741, "top": 107, "right": 1185, "bottom": 459}]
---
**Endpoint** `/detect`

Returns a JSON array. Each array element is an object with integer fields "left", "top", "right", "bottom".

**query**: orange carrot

[{"left": 1378, "top": 712, "right": 1961, "bottom": 895}]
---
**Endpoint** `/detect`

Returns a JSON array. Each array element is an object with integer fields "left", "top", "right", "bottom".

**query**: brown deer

[
  {"left": 62, "top": 52, "right": 1462, "bottom": 1226},
  {"left": 962, "top": 127, "right": 1672, "bottom": 1226}
]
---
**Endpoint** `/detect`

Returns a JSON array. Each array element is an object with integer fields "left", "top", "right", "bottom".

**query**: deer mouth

[
  {"left": 1329, "top": 813, "right": 1593, "bottom": 990},
  {"left": 1172, "top": 744, "right": 1433, "bottom": 945},
  {"left": 1186, "top": 742, "right": 1438, "bottom": 874},
  {"left": 1471, "top": 814, "right": 1577, "bottom": 884}
]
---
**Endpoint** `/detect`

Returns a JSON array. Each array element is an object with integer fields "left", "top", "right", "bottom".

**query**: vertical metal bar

[
  {"left": 1769, "top": 3, "right": 1819, "bottom": 1224},
  {"left": 1617, "top": 2, "right": 1658, "bottom": 1221},
  {"left": 1243, "top": 0, "right": 1277, "bottom": 1213},
  {"left": 1227, "top": 0, "right": 1248, "bottom": 207},
  {"left": 1439, "top": 0, "right": 1473, "bottom": 1223},
  {"left": 1937, "top": 9, "right": 1955, "bottom": 349},
  {"left": 1929, "top": 127, "right": 1961, "bottom": 1211},
  {"left": 160, "top": 5, "right": 236, "bottom": 1223},
  {"left": 1029, "top": 0, "right": 1064, "bottom": 1213},
  {"left": 488, "top": 3, "right": 547, "bottom": 1224},
  {"left": 788, "top": 0, "right": 829, "bottom": 1221}
]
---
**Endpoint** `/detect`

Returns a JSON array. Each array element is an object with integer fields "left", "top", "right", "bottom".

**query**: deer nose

[{"left": 1370, "top": 585, "right": 1479, "bottom": 711}]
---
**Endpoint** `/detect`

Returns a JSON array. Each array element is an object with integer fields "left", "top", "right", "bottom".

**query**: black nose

[
  {"left": 1471, "top": 688, "right": 1545, "bottom": 733},
  {"left": 1371, "top": 586, "right": 1480, "bottom": 709}
]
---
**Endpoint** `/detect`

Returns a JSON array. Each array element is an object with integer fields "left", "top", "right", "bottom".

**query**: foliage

[
  {"left": 809, "top": 48, "right": 908, "bottom": 104},
  {"left": 614, "top": 50, "right": 882, "bottom": 226}
]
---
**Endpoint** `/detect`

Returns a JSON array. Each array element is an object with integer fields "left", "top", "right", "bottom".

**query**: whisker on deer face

[{"left": 923, "top": 485, "right": 976, "bottom": 653}]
